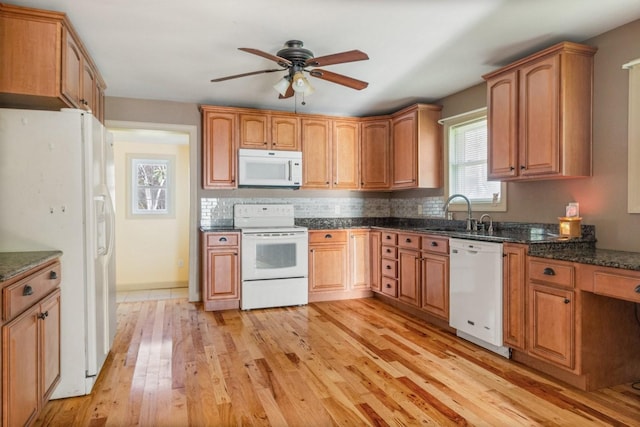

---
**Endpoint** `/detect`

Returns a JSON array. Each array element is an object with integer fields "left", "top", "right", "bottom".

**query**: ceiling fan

[{"left": 210, "top": 40, "right": 369, "bottom": 99}]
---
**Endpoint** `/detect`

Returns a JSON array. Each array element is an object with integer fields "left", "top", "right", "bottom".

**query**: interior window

[{"left": 128, "top": 155, "right": 175, "bottom": 217}]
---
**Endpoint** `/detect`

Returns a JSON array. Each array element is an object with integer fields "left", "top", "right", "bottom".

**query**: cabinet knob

[
  {"left": 510, "top": 166, "right": 515, "bottom": 171},
  {"left": 520, "top": 165, "right": 526, "bottom": 170},
  {"left": 385, "top": 265, "right": 391, "bottom": 269},
  {"left": 23, "top": 285, "right": 33, "bottom": 296},
  {"left": 543, "top": 267, "right": 555, "bottom": 276},
  {"left": 386, "top": 284, "right": 391, "bottom": 288},
  {"left": 50, "top": 271, "right": 58, "bottom": 279},
  {"left": 37, "top": 311, "right": 49, "bottom": 320},
  {"left": 386, "top": 236, "right": 391, "bottom": 240},
  {"left": 634, "top": 285, "right": 640, "bottom": 293},
  {"left": 564, "top": 298, "right": 570, "bottom": 304},
  {"left": 386, "top": 249, "right": 391, "bottom": 253}
]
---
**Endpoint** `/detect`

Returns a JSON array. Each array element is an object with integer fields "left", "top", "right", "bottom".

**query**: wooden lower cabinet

[
  {"left": 420, "top": 253, "right": 449, "bottom": 320},
  {"left": 369, "top": 231, "right": 382, "bottom": 293},
  {"left": 1, "top": 259, "right": 61, "bottom": 427},
  {"left": 502, "top": 243, "right": 527, "bottom": 350},
  {"left": 398, "top": 248, "right": 420, "bottom": 306},
  {"left": 201, "top": 232, "right": 240, "bottom": 311},
  {"left": 349, "top": 230, "right": 370, "bottom": 290}
]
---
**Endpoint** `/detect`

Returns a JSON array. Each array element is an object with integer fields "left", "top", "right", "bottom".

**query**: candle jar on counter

[{"left": 558, "top": 216, "right": 582, "bottom": 237}]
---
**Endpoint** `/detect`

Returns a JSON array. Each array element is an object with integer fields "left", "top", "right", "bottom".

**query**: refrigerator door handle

[{"left": 103, "top": 187, "right": 115, "bottom": 260}]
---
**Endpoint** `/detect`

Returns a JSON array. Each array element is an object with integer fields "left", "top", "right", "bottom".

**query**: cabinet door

[
  {"left": 392, "top": 111, "right": 417, "bottom": 188},
  {"left": 271, "top": 115, "right": 300, "bottom": 150},
  {"left": 369, "top": 231, "right": 381, "bottom": 293},
  {"left": 309, "top": 243, "right": 348, "bottom": 292},
  {"left": 421, "top": 253, "right": 449, "bottom": 320},
  {"left": 40, "top": 289, "right": 61, "bottom": 403},
  {"left": 349, "top": 230, "right": 370, "bottom": 290},
  {"left": 487, "top": 70, "right": 519, "bottom": 179},
  {"left": 203, "top": 248, "right": 239, "bottom": 301},
  {"left": 360, "top": 119, "right": 391, "bottom": 190},
  {"left": 519, "top": 55, "right": 560, "bottom": 177},
  {"left": 503, "top": 244, "right": 526, "bottom": 350},
  {"left": 61, "top": 28, "right": 83, "bottom": 108},
  {"left": 3, "top": 306, "right": 39, "bottom": 427},
  {"left": 301, "top": 119, "right": 331, "bottom": 188},
  {"left": 239, "top": 113, "right": 269, "bottom": 149},
  {"left": 398, "top": 248, "right": 420, "bottom": 306},
  {"left": 528, "top": 283, "right": 575, "bottom": 369},
  {"left": 332, "top": 120, "right": 360, "bottom": 189},
  {"left": 202, "top": 110, "right": 237, "bottom": 188},
  {"left": 81, "top": 62, "right": 96, "bottom": 112}
]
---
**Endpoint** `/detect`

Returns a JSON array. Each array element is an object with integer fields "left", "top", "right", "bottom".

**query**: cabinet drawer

[
  {"left": 421, "top": 235, "right": 449, "bottom": 254},
  {"left": 381, "top": 232, "right": 398, "bottom": 245},
  {"left": 593, "top": 271, "right": 640, "bottom": 303},
  {"left": 3, "top": 261, "right": 61, "bottom": 321},
  {"left": 381, "top": 259, "right": 397, "bottom": 278},
  {"left": 309, "top": 230, "right": 347, "bottom": 244},
  {"left": 529, "top": 259, "right": 575, "bottom": 288},
  {"left": 381, "top": 277, "right": 397, "bottom": 297},
  {"left": 381, "top": 245, "right": 397, "bottom": 259},
  {"left": 398, "top": 233, "right": 420, "bottom": 250},
  {"left": 206, "top": 233, "right": 239, "bottom": 247}
]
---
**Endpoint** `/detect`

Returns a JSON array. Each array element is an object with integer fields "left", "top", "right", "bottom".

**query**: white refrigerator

[{"left": 0, "top": 108, "right": 117, "bottom": 398}]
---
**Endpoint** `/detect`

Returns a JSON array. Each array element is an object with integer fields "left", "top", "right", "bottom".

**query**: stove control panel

[{"left": 233, "top": 204, "right": 296, "bottom": 228}]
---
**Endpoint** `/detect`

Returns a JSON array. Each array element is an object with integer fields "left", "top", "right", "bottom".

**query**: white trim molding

[{"left": 624, "top": 58, "right": 640, "bottom": 213}]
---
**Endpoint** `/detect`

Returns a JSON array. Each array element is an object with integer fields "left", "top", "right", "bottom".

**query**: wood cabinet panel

[
  {"left": 360, "top": 119, "right": 391, "bottom": 190},
  {"left": 503, "top": 243, "right": 527, "bottom": 350},
  {"left": 301, "top": 119, "right": 331, "bottom": 188},
  {"left": 201, "top": 232, "right": 240, "bottom": 310},
  {"left": 40, "top": 289, "right": 61, "bottom": 402},
  {"left": 487, "top": 71, "right": 519, "bottom": 179},
  {"left": 398, "top": 248, "right": 420, "bottom": 306},
  {"left": 420, "top": 253, "right": 449, "bottom": 320},
  {"left": 529, "top": 259, "right": 575, "bottom": 288},
  {"left": 369, "top": 231, "right": 381, "bottom": 293},
  {"left": 528, "top": 283, "right": 575, "bottom": 369},
  {"left": 391, "top": 110, "right": 417, "bottom": 188},
  {"left": 271, "top": 115, "right": 299, "bottom": 150},
  {"left": 332, "top": 120, "right": 359, "bottom": 189},
  {"left": 592, "top": 270, "right": 640, "bottom": 303},
  {"left": 349, "top": 230, "right": 370, "bottom": 290},
  {"left": 201, "top": 109, "right": 237, "bottom": 189},
  {"left": 309, "top": 244, "right": 348, "bottom": 292},
  {"left": 239, "top": 114, "right": 269, "bottom": 149}
]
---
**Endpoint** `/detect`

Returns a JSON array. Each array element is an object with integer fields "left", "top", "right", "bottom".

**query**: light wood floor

[{"left": 36, "top": 297, "right": 640, "bottom": 426}]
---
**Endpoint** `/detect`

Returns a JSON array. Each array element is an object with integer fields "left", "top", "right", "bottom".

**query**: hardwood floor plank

[{"left": 34, "top": 297, "right": 640, "bottom": 426}]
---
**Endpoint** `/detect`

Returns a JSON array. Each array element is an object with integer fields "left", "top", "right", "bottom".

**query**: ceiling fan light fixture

[
  {"left": 292, "top": 71, "right": 313, "bottom": 95},
  {"left": 273, "top": 76, "right": 291, "bottom": 96}
]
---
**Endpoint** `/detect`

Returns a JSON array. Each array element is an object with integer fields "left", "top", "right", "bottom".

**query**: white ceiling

[{"left": 10, "top": 0, "right": 640, "bottom": 116}]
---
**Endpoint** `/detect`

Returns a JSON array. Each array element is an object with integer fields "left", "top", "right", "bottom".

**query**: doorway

[{"left": 107, "top": 121, "right": 198, "bottom": 302}]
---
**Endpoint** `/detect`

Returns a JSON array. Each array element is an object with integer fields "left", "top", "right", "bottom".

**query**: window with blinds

[{"left": 444, "top": 109, "right": 506, "bottom": 212}]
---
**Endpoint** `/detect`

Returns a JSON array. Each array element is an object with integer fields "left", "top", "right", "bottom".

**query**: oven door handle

[{"left": 242, "top": 232, "right": 308, "bottom": 240}]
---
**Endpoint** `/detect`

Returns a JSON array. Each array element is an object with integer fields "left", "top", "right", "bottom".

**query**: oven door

[{"left": 241, "top": 230, "right": 308, "bottom": 281}]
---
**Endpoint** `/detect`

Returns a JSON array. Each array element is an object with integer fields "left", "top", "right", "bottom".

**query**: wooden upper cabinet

[
  {"left": 301, "top": 118, "right": 332, "bottom": 188},
  {"left": 391, "top": 104, "right": 443, "bottom": 190},
  {"left": 0, "top": 4, "right": 106, "bottom": 121},
  {"left": 484, "top": 42, "right": 596, "bottom": 181},
  {"left": 201, "top": 107, "right": 237, "bottom": 189},
  {"left": 360, "top": 118, "right": 391, "bottom": 190},
  {"left": 239, "top": 112, "right": 300, "bottom": 150},
  {"left": 332, "top": 119, "right": 360, "bottom": 189}
]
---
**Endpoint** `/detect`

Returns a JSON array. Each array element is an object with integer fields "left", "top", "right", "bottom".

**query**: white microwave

[{"left": 238, "top": 148, "right": 302, "bottom": 188}]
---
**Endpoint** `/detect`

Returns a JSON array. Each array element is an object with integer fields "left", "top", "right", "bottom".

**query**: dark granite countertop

[
  {"left": 528, "top": 247, "right": 640, "bottom": 271},
  {"left": 0, "top": 251, "right": 63, "bottom": 282}
]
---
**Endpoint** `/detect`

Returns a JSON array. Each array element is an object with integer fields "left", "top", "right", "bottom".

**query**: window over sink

[{"left": 443, "top": 108, "right": 507, "bottom": 213}]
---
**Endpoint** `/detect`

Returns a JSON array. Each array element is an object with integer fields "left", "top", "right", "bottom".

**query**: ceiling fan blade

[
  {"left": 309, "top": 69, "right": 369, "bottom": 90},
  {"left": 239, "top": 47, "right": 292, "bottom": 67},
  {"left": 305, "top": 50, "right": 369, "bottom": 67},
  {"left": 279, "top": 83, "right": 294, "bottom": 99},
  {"left": 211, "top": 69, "right": 284, "bottom": 82}
]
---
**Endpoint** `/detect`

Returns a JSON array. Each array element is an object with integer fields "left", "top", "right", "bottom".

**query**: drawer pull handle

[
  {"left": 325, "top": 234, "right": 332, "bottom": 239},
  {"left": 430, "top": 241, "right": 438, "bottom": 247},
  {"left": 385, "top": 265, "right": 392, "bottom": 270},
  {"left": 543, "top": 267, "right": 555, "bottom": 276},
  {"left": 406, "top": 238, "right": 412, "bottom": 243},
  {"left": 564, "top": 298, "right": 570, "bottom": 304},
  {"left": 37, "top": 311, "right": 49, "bottom": 320},
  {"left": 49, "top": 271, "right": 58, "bottom": 280},
  {"left": 635, "top": 285, "right": 640, "bottom": 293},
  {"left": 386, "top": 235, "right": 391, "bottom": 240},
  {"left": 219, "top": 237, "right": 227, "bottom": 242},
  {"left": 386, "top": 249, "right": 391, "bottom": 253},
  {"left": 386, "top": 284, "right": 391, "bottom": 288},
  {"left": 23, "top": 285, "right": 34, "bottom": 296}
]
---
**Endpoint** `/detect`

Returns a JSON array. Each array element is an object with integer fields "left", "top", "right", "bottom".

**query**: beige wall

[
  {"left": 113, "top": 139, "right": 190, "bottom": 290},
  {"left": 436, "top": 19, "right": 640, "bottom": 251}
]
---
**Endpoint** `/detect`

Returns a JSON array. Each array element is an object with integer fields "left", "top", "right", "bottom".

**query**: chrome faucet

[
  {"left": 443, "top": 194, "right": 475, "bottom": 231},
  {"left": 479, "top": 214, "right": 494, "bottom": 234}
]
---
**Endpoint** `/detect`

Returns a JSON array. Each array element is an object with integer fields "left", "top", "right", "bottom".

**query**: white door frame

[{"left": 106, "top": 120, "right": 199, "bottom": 301}]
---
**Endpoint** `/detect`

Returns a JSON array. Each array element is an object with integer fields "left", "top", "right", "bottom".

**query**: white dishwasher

[{"left": 449, "top": 238, "right": 510, "bottom": 358}]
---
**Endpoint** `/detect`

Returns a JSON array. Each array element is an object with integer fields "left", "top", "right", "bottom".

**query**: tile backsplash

[{"left": 200, "top": 196, "right": 446, "bottom": 227}]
